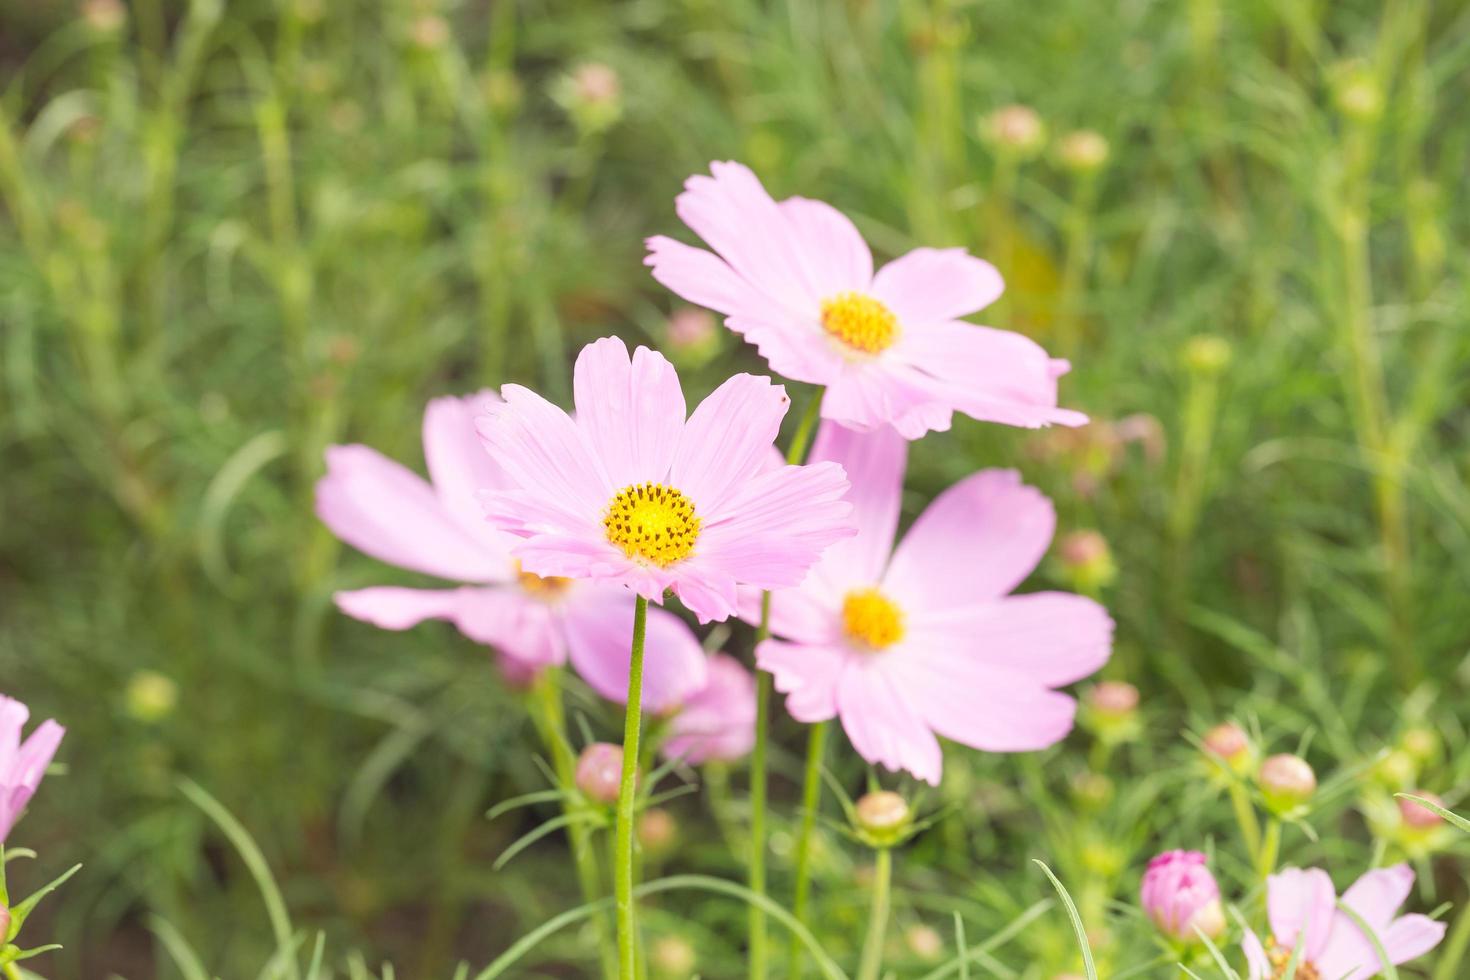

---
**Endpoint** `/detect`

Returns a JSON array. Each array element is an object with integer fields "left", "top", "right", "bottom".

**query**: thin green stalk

[
  {"left": 1228, "top": 781, "right": 1262, "bottom": 866},
  {"left": 616, "top": 596, "right": 650, "bottom": 979},
  {"left": 856, "top": 849, "right": 893, "bottom": 980},
  {"left": 786, "top": 719, "right": 831, "bottom": 979},
  {"left": 530, "top": 671, "right": 616, "bottom": 980},
  {"left": 1256, "top": 818, "right": 1282, "bottom": 881},
  {"left": 749, "top": 387, "right": 826, "bottom": 980}
]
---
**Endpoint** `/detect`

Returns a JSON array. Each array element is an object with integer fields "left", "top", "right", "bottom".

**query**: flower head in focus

[
  {"left": 1, "top": 695, "right": 65, "bottom": 844},
  {"left": 1241, "top": 865, "right": 1444, "bottom": 979},
  {"left": 645, "top": 162, "right": 1086, "bottom": 439},
  {"left": 475, "top": 336, "right": 855, "bottom": 623},
  {"left": 1140, "top": 850, "right": 1225, "bottom": 944},
  {"left": 661, "top": 654, "right": 758, "bottom": 765},
  {"left": 316, "top": 392, "right": 708, "bottom": 709},
  {"left": 752, "top": 422, "right": 1113, "bottom": 783}
]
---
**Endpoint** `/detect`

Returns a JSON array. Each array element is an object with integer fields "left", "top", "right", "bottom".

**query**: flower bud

[
  {"left": 1057, "top": 129, "right": 1109, "bottom": 175},
  {"left": 980, "top": 105, "right": 1046, "bottom": 159},
  {"left": 906, "top": 924, "right": 944, "bottom": 961},
  {"left": 572, "top": 62, "right": 620, "bottom": 106},
  {"left": 0, "top": 904, "right": 9, "bottom": 942},
  {"left": 637, "top": 807, "right": 678, "bottom": 858},
  {"left": 1373, "top": 748, "right": 1418, "bottom": 790},
  {"left": 126, "top": 670, "right": 178, "bottom": 724},
  {"left": 854, "top": 790, "right": 911, "bottom": 847},
  {"left": 1089, "top": 680, "right": 1138, "bottom": 715},
  {"left": 410, "top": 15, "right": 450, "bottom": 51},
  {"left": 82, "top": 0, "right": 126, "bottom": 33},
  {"left": 1058, "top": 530, "right": 1117, "bottom": 592},
  {"left": 575, "top": 742, "right": 625, "bottom": 804},
  {"left": 1081, "top": 681, "right": 1141, "bottom": 745},
  {"left": 556, "top": 62, "right": 624, "bottom": 134},
  {"left": 1140, "top": 850, "right": 1226, "bottom": 943},
  {"left": 666, "top": 306, "right": 717, "bottom": 352},
  {"left": 651, "top": 934, "right": 696, "bottom": 977},
  {"left": 1071, "top": 770, "right": 1114, "bottom": 811},
  {"left": 1331, "top": 61, "right": 1383, "bottom": 123},
  {"left": 1398, "top": 792, "right": 1444, "bottom": 831},
  {"left": 1400, "top": 727, "right": 1438, "bottom": 765},
  {"left": 1259, "top": 754, "right": 1316, "bottom": 813},
  {"left": 1183, "top": 334, "right": 1232, "bottom": 375},
  {"left": 1202, "top": 722, "right": 1253, "bottom": 775}
]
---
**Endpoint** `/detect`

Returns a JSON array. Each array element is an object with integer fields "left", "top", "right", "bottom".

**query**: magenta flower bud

[
  {"left": 1259, "top": 753, "right": 1316, "bottom": 813},
  {"left": 575, "top": 742, "right": 625, "bottom": 805},
  {"left": 1203, "top": 722, "right": 1249, "bottom": 761},
  {"left": 1398, "top": 792, "right": 1444, "bottom": 831},
  {"left": 1140, "top": 850, "right": 1225, "bottom": 943}
]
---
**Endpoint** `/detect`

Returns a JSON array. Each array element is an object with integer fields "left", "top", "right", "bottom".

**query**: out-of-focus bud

[
  {"left": 575, "top": 742, "right": 625, "bottom": 805},
  {"left": 1201, "top": 721, "right": 1253, "bottom": 775},
  {"left": 854, "top": 790, "right": 911, "bottom": 848},
  {"left": 666, "top": 306, "right": 717, "bottom": 351},
  {"left": 980, "top": 105, "right": 1046, "bottom": 160},
  {"left": 1140, "top": 850, "right": 1226, "bottom": 944},
  {"left": 650, "top": 934, "right": 696, "bottom": 978},
  {"left": 1057, "top": 129, "right": 1109, "bottom": 175},
  {"left": 1398, "top": 792, "right": 1444, "bottom": 831},
  {"left": 1081, "top": 681, "right": 1141, "bottom": 745},
  {"left": 1058, "top": 530, "right": 1117, "bottom": 592},
  {"left": 1071, "top": 770, "right": 1114, "bottom": 812},
  {"left": 637, "top": 807, "right": 678, "bottom": 858},
  {"left": 1400, "top": 727, "right": 1439, "bottom": 765},
  {"left": 126, "top": 670, "right": 178, "bottom": 724},
  {"left": 82, "top": 0, "right": 126, "bottom": 33},
  {"left": 410, "top": 15, "right": 450, "bottom": 51},
  {"left": 555, "top": 62, "right": 624, "bottom": 134},
  {"left": 573, "top": 62, "right": 620, "bottom": 105},
  {"left": 1330, "top": 60, "right": 1383, "bottom": 124},
  {"left": 1089, "top": 680, "right": 1138, "bottom": 715},
  {"left": 0, "top": 904, "right": 10, "bottom": 943},
  {"left": 1259, "top": 754, "right": 1316, "bottom": 814},
  {"left": 1373, "top": 748, "right": 1418, "bottom": 791},
  {"left": 906, "top": 924, "right": 944, "bottom": 961},
  {"left": 1081, "top": 840, "right": 1124, "bottom": 877},
  {"left": 1183, "top": 334, "right": 1232, "bottom": 376}
]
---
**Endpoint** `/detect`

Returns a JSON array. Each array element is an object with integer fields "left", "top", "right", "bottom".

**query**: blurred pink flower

[
  {"left": 1242, "top": 865, "right": 1445, "bottom": 980},
  {"left": 644, "top": 161, "right": 1086, "bottom": 439},
  {"left": 316, "top": 392, "right": 707, "bottom": 710},
  {"left": 1140, "top": 850, "right": 1225, "bottom": 942},
  {"left": 1, "top": 695, "right": 65, "bottom": 843},
  {"left": 661, "top": 654, "right": 757, "bottom": 764},
  {"left": 751, "top": 422, "right": 1112, "bottom": 784},
  {"left": 475, "top": 336, "right": 855, "bottom": 623}
]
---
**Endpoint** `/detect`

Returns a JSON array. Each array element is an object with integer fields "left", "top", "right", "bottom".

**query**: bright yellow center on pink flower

[
  {"left": 604, "top": 482, "right": 701, "bottom": 567},
  {"left": 1265, "top": 939, "right": 1319, "bottom": 980},
  {"left": 516, "top": 562, "right": 572, "bottom": 599},
  {"left": 821, "top": 292, "right": 899, "bottom": 354},
  {"left": 841, "top": 588, "right": 904, "bottom": 650}
]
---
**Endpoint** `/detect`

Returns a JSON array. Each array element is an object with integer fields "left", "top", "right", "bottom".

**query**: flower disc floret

[
  {"left": 821, "top": 292, "right": 899, "bottom": 354},
  {"left": 841, "top": 588, "right": 904, "bottom": 649},
  {"left": 603, "top": 482, "right": 702, "bottom": 567}
]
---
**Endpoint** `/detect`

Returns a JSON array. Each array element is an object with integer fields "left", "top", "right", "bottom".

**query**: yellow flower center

[
  {"left": 516, "top": 562, "right": 572, "bottom": 599},
  {"left": 603, "top": 482, "right": 701, "bottom": 567},
  {"left": 1265, "top": 939, "right": 1320, "bottom": 980},
  {"left": 820, "top": 292, "right": 899, "bottom": 354},
  {"left": 841, "top": 588, "right": 905, "bottom": 650}
]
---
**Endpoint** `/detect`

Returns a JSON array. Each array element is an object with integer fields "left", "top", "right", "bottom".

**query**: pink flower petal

[
  {"left": 804, "top": 421, "right": 906, "bottom": 587},
  {"left": 0, "top": 697, "right": 30, "bottom": 766},
  {"left": 423, "top": 392, "right": 517, "bottom": 556},
  {"left": 756, "top": 639, "right": 847, "bottom": 723},
  {"left": 333, "top": 586, "right": 564, "bottom": 668},
  {"left": 1341, "top": 864, "right": 1415, "bottom": 930},
  {"left": 893, "top": 646, "right": 1078, "bottom": 752},
  {"left": 672, "top": 373, "right": 791, "bottom": 516},
  {"left": 15, "top": 719, "right": 64, "bottom": 793},
  {"left": 1268, "top": 867, "right": 1339, "bottom": 961},
  {"left": 884, "top": 469, "right": 1055, "bottom": 611},
  {"left": 573, "top": 337, "right": 686, "bottom": 489},
  {"left": 837, "top": 661, "right": 942, "bottom": 784},
  {"left": 562, "top": 590, "right": 708, "bottom": 713},
  {"left": 821, "top": 360, "right": 958, "bottom": 438},
  {"left": 316, "top": 445, "right": 509, "bottom": 583},
  {"left": 1380, "top": 914, "right": 1447, "bottom": 967},
  {"left": 778, "top": 196, "right": 873, "bottom": 298},
  {"left": 662, "top": 653, "right": 758, "bottom": 764},
  {"left": 739, "top": 585, "right": 843, "bottom": 645},
  {"left": 1316, "top": 865, "right": 1442, "bottom": 980},
  {"left": 908, "top": 593, "right": 1114, "bottom": 687},
  {"left": 870, "top": 247, "right": 1004, "bottom": 325},
  {"left": 1240, "top": 929, "right": 1271, "bottom": 980}
]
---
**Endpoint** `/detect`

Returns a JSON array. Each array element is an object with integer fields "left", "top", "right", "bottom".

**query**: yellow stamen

[
  {"left": 820, "top": 292, "right": 899, "bottom": 354},
  {"left": 1265, "top": 938, "right": 1320, "bottom": 980},
  {"left": 603, "top": 482, "right": 701, "bottom": 567},
  {"left": 841, "top": 588, "right": 905, "bottom": 650},
  {"left": 516, "top": 562, "right": 572, "bottom": 599}
]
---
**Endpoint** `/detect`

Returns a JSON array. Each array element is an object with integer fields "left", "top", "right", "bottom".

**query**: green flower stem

[
  {"left": 749, "top": 386, "right": 826, "bottom": 980},
  {"left": 786, "top": 718, "right": 831, "bottom": 979},
  {"left": 1228, "top": 780, "right": 1263, "bottom": 868},
  {"left": 530, "top": 671, "right": 616, "bottom": 980},
  {"left": 856, "top": 848, "right": 894, "bottom": 980},
  {"left": 1257, "top": 818, "right": 1282, "bottom": 881},
  {"left": 615, "top": 595, "right": 650, "bottom": 979}
]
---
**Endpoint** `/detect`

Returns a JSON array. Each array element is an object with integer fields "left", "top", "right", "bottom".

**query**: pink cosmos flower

[
  {"left": 475, "top": 336, "right": 855, "bottom": 624},
  {"left": 1242, "top": 865, "right": 1445, "bottom": 980},
  {"left": 644, "top": 161, "right": 1087, "bottom": 439},
  {"left": 1, "top": 695, "right": 65, "bottom": 843},
  {"left": 752, "top": 422, "right": 1112, "bottom": 784},
  {"left": 1141, "top": 850, "right": 1225, "bottom": 942},
  {"left": 661, "top": 654, "right": 757, "bottom": 765},
  {"left": 316, "top": 392, "right": 708, "bottom": 710}
]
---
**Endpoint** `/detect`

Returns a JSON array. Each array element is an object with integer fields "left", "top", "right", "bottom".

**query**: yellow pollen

[
  {"left": 841, "top": 588, "right": 905, "bottom": 650},
  {"left": 603, "top": 482, "right": 701, "bottom": 567},
  {"left": 516, "top": 562, "right": 572, "bottom": 599},
  {"left": 821, "top": 292, "right": 899, "bottom": 354},
  {"left": 1265, "top": 939, "right": 1320, "bottom": 980}
]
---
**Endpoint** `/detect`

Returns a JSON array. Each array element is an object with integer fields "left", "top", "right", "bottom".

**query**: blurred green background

[{"left": 2, "top": 0, "right": 1468, "bottom": 976}]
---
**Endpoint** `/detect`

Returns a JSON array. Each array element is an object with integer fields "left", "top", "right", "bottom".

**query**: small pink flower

[
  {"left": 1, "top": 695, "right": 65, "bottom": 843},
  {"left": 475, "top": 336, "right": 855, "bottom": 624},
  {"left": 661, "top": 654, "right": 757, "bottom": 764},
  {"left": 1140, "top": 850, "right": 1225, "bottom": 942},
  {"left": 316, "top": 392, "right": 708, "bottom": 709},
  {"left": 752, "top": 422, "right": 1112, "bottom": 784},
  {"left": 1242, "top": 865, "right": 1445, "bottom": 979},
  {"left": 645, "top": 162, "right": 1086, "bottom": 439}
]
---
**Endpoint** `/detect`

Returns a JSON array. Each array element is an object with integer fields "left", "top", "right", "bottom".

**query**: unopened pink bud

[
  {"left": 576, "top": 742, "right": 625, "bottom": 804},
  {"left": 1398, "top": 792, "right": 1444, "bottom": 830},
  {"left": 667, "top": 306, "right": 716, "bottom": 350},
  {"left": 638, "top": 807, "right": 678, "bottom": 856},
  {"left": 1203, "top": 722, "right": 1249, "bottom": 761},
  {"left": 1088, "top": 680, "right": 1139, "bottom": 716},
  {"left": 1259, "top": 754, "right": 1316, "bottom": 812},
  {"left": 572, "top": 63, "right": 621, "bottom": 105},
  {"left": 1140, "top": 850, "right": 1224, "bottom": 943},
  {"left": 855, "top": 790, "right": 911, "bottom": 846}
]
